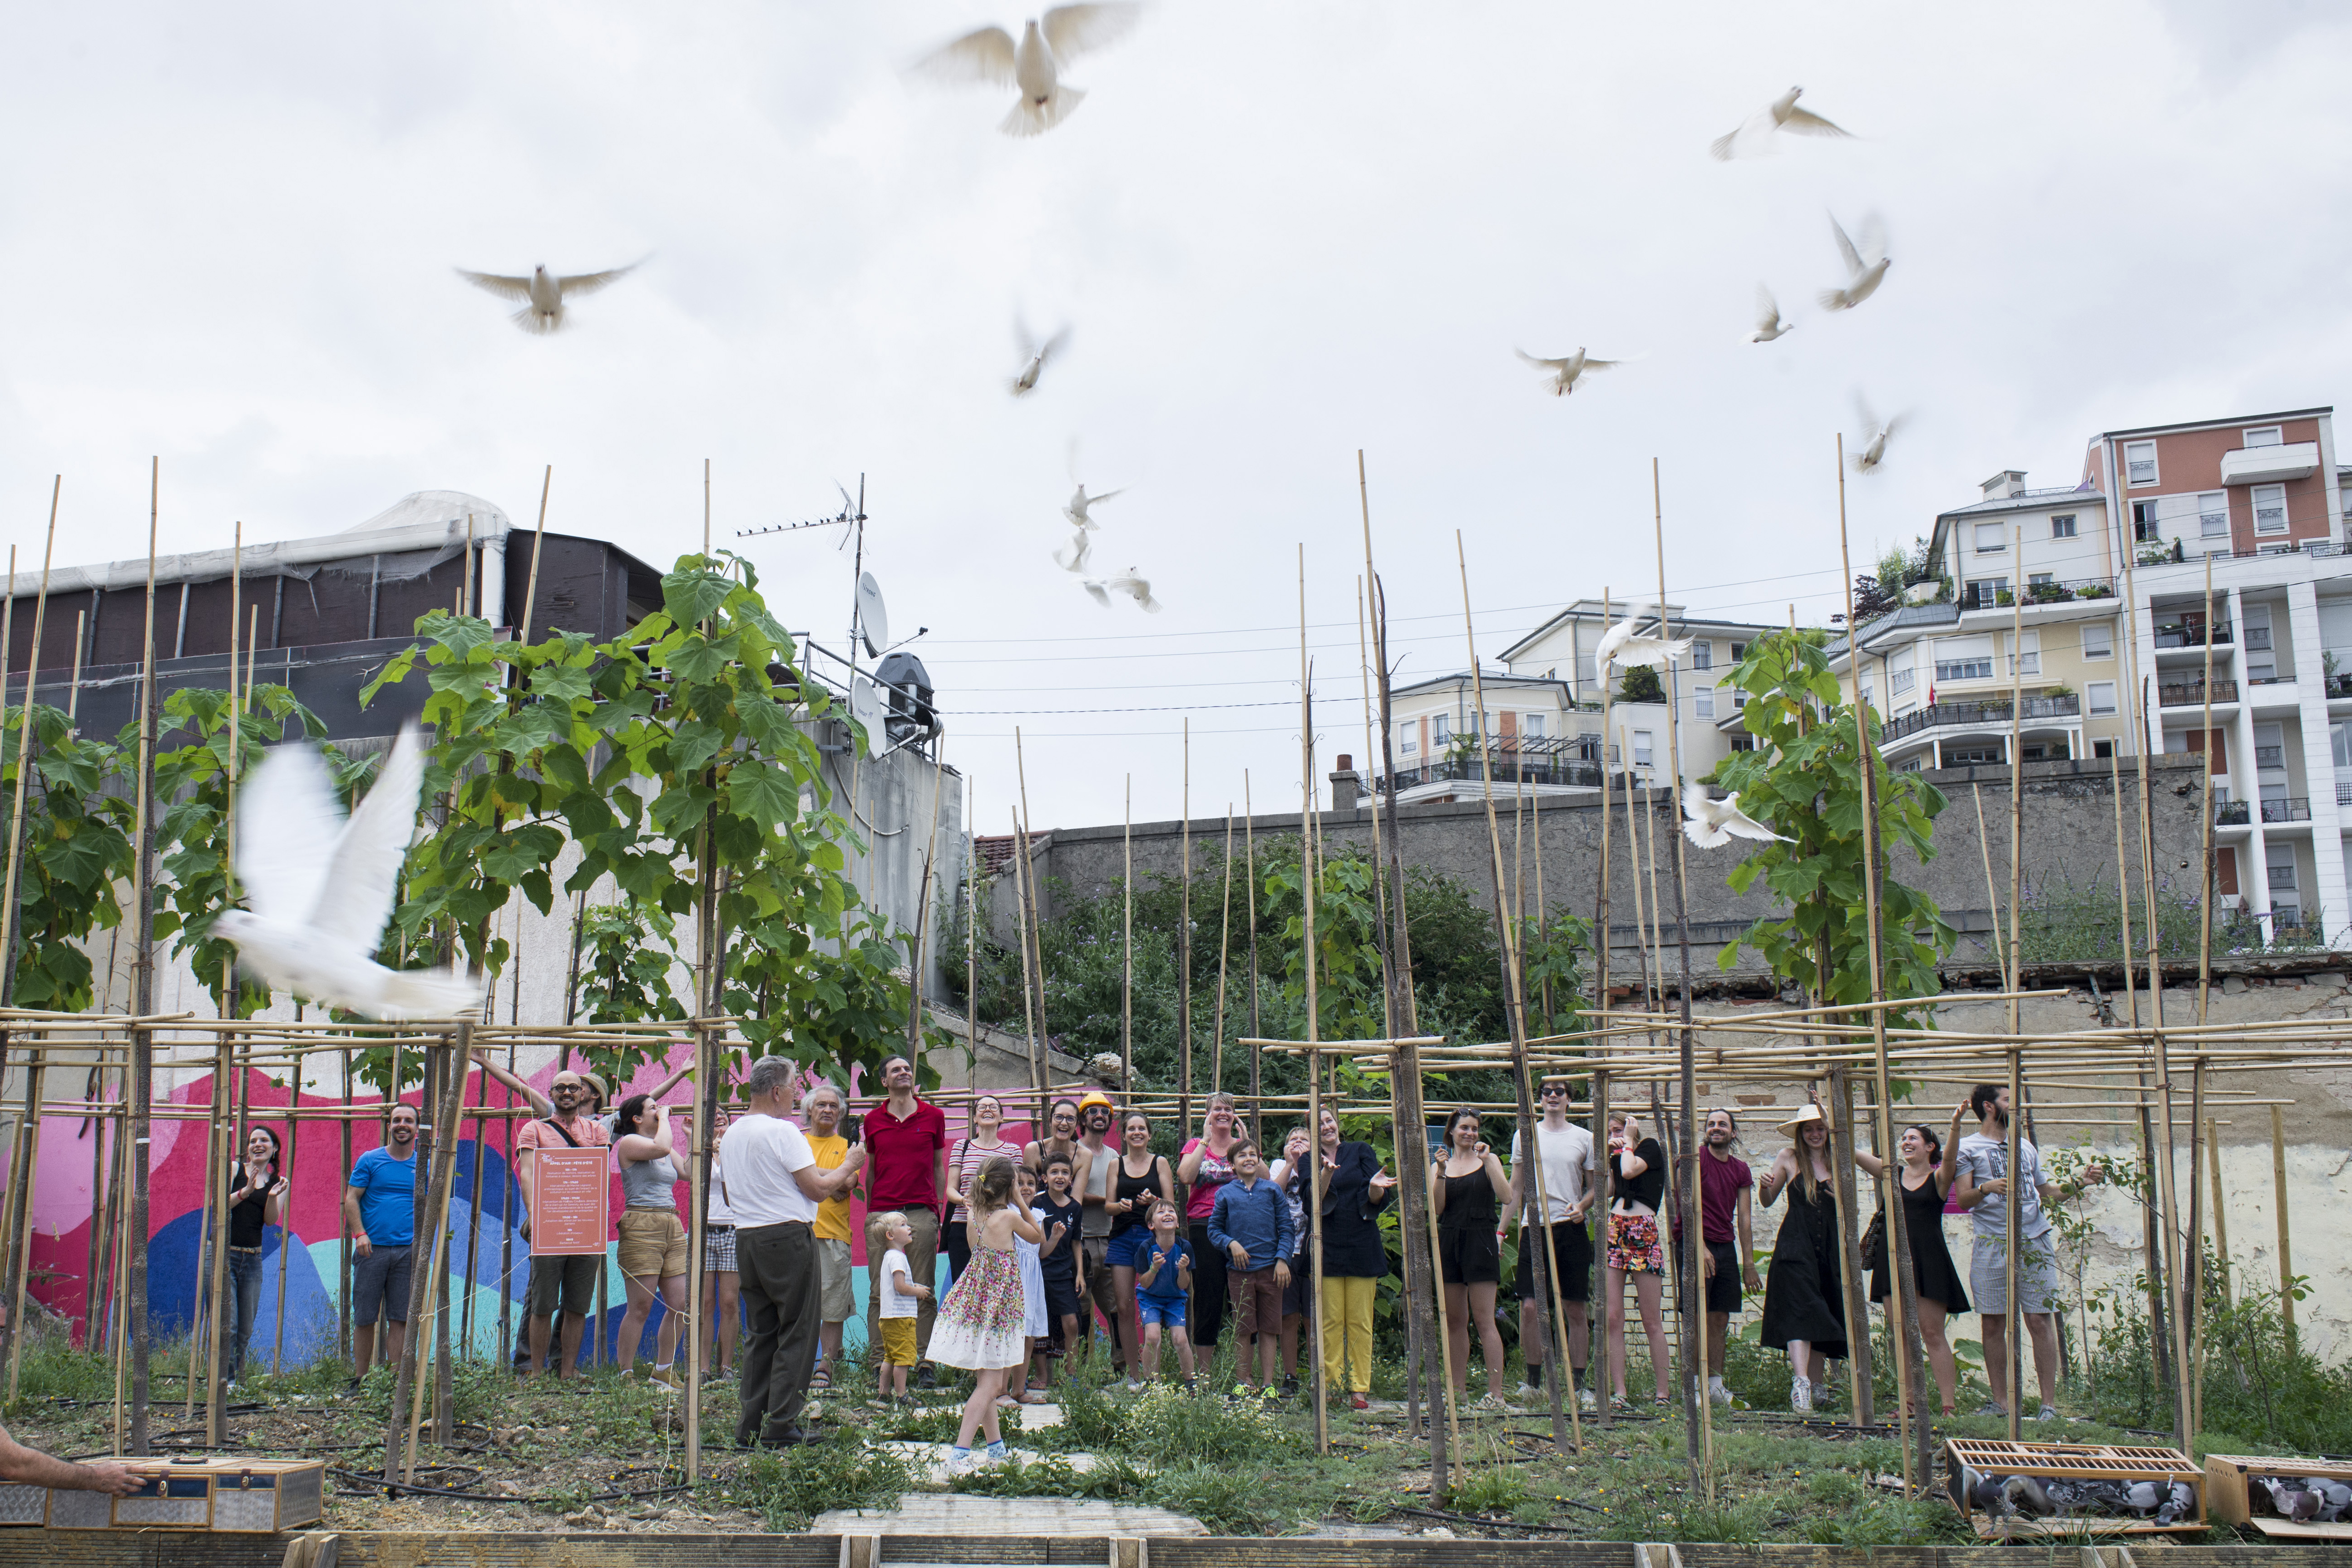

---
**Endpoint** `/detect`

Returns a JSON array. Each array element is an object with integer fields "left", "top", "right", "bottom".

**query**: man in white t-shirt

[
  {"left": 1507, "top": 1077, "right": 1599, "bottom": 1410},
  {"left": 719, "top": 1056, "right": 866, "bottom": 1448}
]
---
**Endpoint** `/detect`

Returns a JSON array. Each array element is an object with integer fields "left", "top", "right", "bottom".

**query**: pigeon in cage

[{"left": 2259, "top": 1478, "right": 2322, "bottom": 1523}]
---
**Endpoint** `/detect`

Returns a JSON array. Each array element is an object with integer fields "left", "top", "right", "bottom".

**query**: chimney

[
  {"left": 1329, "top": 753, "right": 1360, "bottom": 813},
  {"left": 1980, "top": 470, "right": 2027, "bottom": 501}
]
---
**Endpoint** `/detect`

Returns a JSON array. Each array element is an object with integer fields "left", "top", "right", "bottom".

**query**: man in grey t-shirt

[{"left": 1954, "top": 1083, "right": 2102, "bottom": 1421}]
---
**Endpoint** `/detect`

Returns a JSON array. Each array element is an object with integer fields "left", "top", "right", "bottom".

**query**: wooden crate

[
  {"left": 2204, "top": 1452, "right": 2352, "bottom": 1537},
  {"left": 1945, "top": 1437, "right": 2205, "bottom": 1539},
  {"left": 43, "top": 1457, "right": 324, "bottom": 1533}
]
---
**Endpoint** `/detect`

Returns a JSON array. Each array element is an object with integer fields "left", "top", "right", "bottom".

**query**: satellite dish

[
  {"left": 850, "top": 675, "right": 884, "bottom": 758},
  {"left": 857, "top": 573, "right": 889, "bottom": 659}
]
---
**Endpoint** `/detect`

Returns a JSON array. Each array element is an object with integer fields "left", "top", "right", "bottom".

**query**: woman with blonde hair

[{"left": 1759, "top": 1102, "right": 1848, "bottom": 1413}]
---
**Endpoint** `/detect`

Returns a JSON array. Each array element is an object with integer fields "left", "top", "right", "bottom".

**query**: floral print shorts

[{"left": 1607, "top": 1211, "right": 1666, "bottom": 1274}]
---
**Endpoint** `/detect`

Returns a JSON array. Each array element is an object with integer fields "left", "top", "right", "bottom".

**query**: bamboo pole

[
  {"left": 274, "top": 1065, "right": 297, "bottom": 1375},
  {"left": 126, "top": 459, "right": 161, "bottom": 1456},
  {"left": 1588, "top": 590, "right": 1615, "bottom": 1429},
  {"left": 1121, "top": 778, "right": 1132, "bottom": 1099},
  {"left": 1013, "top": 731, "right": 1049, "bottom": 1105},
  {"left": 0, "top": 480, "right": 59, "bottom": 1007},
  {"left": 2271, "top": 1104, "right": 2294, "bottom": 1341},
  {"left": 1297, "top": 548, "right": 1328, "bottom": 1454},
  {"left": 2206, "top": 1113, "right": 2229, "bottom": 1305},
  {"left": 1396, "top": 1040, "right": 1458, "bottom": 1489},
  {"left": 1212, "top": 809, "right": 1234, "bottom": 1095},
  {"left": 1836, "top": 438, "right": 1922, "bottom": 1489},
  {"left": 1009, "top": 805, "right": 1043, "bottom": 1093},
  {"left": 1180, "top": 718, "right": 1192, "bottom": 1135},
  {"left": 0, "top": 1036, "right": 43, "bottom": 1398},
  {"left": 2187, "top": 1055, "right": 2206, "bottom": 1440},
  {"left": 907, "top": 750, "right": 948, "bottom": 1073},
  {"left": 683, "top": 1022, "right": 713, "bottom": 1481},
  {"left": 1453, "top": 530, "right": 1570, "bottom": 1454},
  {"left": 1357, "top": 576, "right": 1394, "bottom": 1044},
  {"left": 1244, "top": 772, "right": 1261, "bottom": 1122},
  {"left": 965, "top": 776, "right": 979, "bottom": 1075},
  {"left": 397, "top": 1029, "right": 473, "bottom": 1486},
  {"left": 67, "top": 610, "right": 84, "bottom": 724}
]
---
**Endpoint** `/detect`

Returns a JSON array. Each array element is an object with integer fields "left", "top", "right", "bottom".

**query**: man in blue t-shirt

[{"left": 342, "top": 1103, "right": 420, "bottom": 1380}]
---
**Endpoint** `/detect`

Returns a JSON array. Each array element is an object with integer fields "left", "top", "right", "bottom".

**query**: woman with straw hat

[{"left": 1758, "top": 1102, "right": 1848, "bottom": 1414}]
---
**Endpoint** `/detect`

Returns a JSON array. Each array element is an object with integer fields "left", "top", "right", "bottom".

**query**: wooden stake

[
  {"left": 2271, "top": 1103, "right": 2294, "bottom": 1341},
  {"left": 1121, "top": 778, "right": 1133, "bottom": 1098},
  {"left": 1009, "top": 805, "right": 1043, "bottom": 1087},
  {"left": 1180, "top": 718, "right": 1192, "bottom": 1135},
  {"left": 396, "top": 1028, "right": 474, "bottom": 1485},
  {"left": 1297, "top": 547, "right": 1328, "bottom": 1454},
  {"left": 127, "top": 459, "right": 161, "bottom": 1456},
  {"left": 965, "top": 776, "right": 979, "bottom": 1075},
  {"left": 0, "top": 480, "right": 60, "bottom": 1002},
  {"left": 1589, "top": 590, "right": 1615, "bottom": 1429},
  {"left": 1212, "top": 809, "right": 1234, "bottom": 1094},
  {"left": 1013, "top": 730, "right": 1049, "bottom": 1105},
  {"left": 1835, "top": 437, "right": 1921, "bottom": 1489},
  {"left": 517, "top": 466, "right": 552, "bottom": 647},
  {"left": 1243, "top": 773, "right": 1260, "bottom": 1129}
]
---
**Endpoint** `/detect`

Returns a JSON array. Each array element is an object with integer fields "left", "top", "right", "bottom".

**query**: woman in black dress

[
  {"left": 1759, "top": 1103, "right": 1845, "bottom": 1413},
  {"left": 1858, "top": 1105, "right": 1972, "bottom": 1416},
  {"left": 1430, "top": 1107, "right": 1510, "bottom": 1410}
]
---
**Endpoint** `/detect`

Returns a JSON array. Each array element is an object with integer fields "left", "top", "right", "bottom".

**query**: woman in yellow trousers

[{"left": 1307, "top": 1108, "right": 1396, "bottom": 1408}]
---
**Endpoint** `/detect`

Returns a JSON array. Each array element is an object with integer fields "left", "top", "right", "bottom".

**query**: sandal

[
  {"left": 1609, "top": 1394, "right": 1635, "bottom": 1413},
  {"left": 810, "top": 1366, "right": 833, "bottom": 1391}
]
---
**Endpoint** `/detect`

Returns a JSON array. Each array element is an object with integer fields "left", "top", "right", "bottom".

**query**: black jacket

[{"left": 1314, "top": 1140, "right": 1393, "bottom": 1278}]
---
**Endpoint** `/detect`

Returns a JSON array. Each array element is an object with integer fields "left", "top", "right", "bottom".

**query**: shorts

[
  {"left": 1228, "top": 1265, "right": 1283, "bottom": 1338},
  {"left": 704, "top": 1224, "right": 738, "bottom": 1274},
  {"left": 1704, "top": 1240, "right": 1743, "bottom": 1315},
  {"left": 527, "top": 1251, "right": 602, "bottom": 1319},
  {"left": 1514, "top": 1220, "right": 1594, "bottom": 1303},
  {"left": 1105, "top": 1228, "right": 1151, "bottom": 1269},
  {"left": 1281, "top": 1251, "right": 1313, "bottom": 1318},
  {"left": 1972, "top": 1233, "right": 2062, "bottom": 1315},
  {"left": 816, "top": 1237, "right": 854, "bottom": 1323},
  {"left": 617, "top": 1209, "right": 688, "bottom": 1283},
  {"left": 879, "top": 1316, "right": 918, "bottom": 1367},
  {"left": 1136, "top": 1292, "right": 1185, "bottom": 1330},
  {"left": 351, "top": 1244, "right": 414, "bottom": 1326},
  {"left": 1606, "top": 1211, "right": 1667, "bottom": 1274},
  {"left": 1043, "top": 1272, "right": 1081, "bottom": 1324},
  {"left": 1439, "top": 1224, "right": 1502, "bottom": 1286}
]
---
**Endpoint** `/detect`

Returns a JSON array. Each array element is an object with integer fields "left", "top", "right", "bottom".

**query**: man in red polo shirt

[{"left": 862, "top": 1054, "right": 947, "bottom": 1386}]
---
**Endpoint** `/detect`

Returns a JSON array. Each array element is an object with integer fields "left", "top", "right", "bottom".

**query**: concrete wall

[{"left": 1004, "top": 753, "right": 2209, "bottom": 980}]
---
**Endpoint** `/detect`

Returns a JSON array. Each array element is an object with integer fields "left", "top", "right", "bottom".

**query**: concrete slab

[
  {"left": 811, "top": 1495, "right": 1206, "bottom": 1536},
  {"left": 872, "top": 1441, "right": 1116, "bottom": 1486}
]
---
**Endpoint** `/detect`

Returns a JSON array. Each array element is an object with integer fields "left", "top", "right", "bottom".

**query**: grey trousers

[
  {"left": 737, "top": 1221, "right": 821, "bottom": 1446},
  {"left": 863, "top": 1204, "right": 939, "bottom": 1365}
]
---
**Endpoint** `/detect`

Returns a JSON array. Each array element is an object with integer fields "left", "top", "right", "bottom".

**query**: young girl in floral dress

[{"left": 928, "top": 1156, "right": 1042, "bottom": 1472}]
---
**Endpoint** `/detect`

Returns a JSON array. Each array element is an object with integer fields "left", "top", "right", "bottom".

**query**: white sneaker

[
  {"left": 1512, "top": 1381, "right": 1542, "bottom": 1402},
  {"left": 1708, "top": 1378, "right": 1732, "bottom": 1406},
  {"left": 1578, "top": 1388, "right": 1598, "bottom": 1414},
  {"left": 1791, "top": 1375, "right": 1813, "bottom": 1413}
]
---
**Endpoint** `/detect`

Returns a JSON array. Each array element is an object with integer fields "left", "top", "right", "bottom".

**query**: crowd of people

[{"left": 238, "top": 1053, "right": 2109, "bottom": 1459}]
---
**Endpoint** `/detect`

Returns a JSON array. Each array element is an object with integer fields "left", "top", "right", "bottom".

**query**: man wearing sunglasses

[{"left": 1508, "top": 1077, "right": 1598, "bottom": 1410}]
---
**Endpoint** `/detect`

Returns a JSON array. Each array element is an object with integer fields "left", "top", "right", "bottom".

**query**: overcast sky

[{"left": 4, "top": 0, "right": 2349, "bottom": 840}]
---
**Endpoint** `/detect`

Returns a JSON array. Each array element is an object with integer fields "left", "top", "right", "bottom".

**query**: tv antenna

[{"left": 736, "top": 475, "right": 866, "bottom": 543}]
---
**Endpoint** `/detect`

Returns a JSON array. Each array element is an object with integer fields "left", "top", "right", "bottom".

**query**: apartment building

[
  {"left": 1829, "top": 471, "right": 2135, "bottom": 771},
  {"left": 2087, "top": 410, "right": 2350, "bottom": 941},
  {"left": 1375, "top": 599, "right": 1781, "bottom": 806}
]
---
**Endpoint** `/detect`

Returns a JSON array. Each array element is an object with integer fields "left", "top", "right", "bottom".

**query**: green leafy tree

[
  {"left": 1618, "top": 665, "right": 1665, "bottom": 704},
  {"left": 1713, "top": 628, "right": 1955, "bottom": 1019},
  {"left": 0, "top": 703, "right": 135, "bottom": 1010}
]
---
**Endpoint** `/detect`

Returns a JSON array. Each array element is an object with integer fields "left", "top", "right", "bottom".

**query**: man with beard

[
  {"left": 1695, "top": 1108, "right": 1762, "bottom": 1405},
  {"left": 517, "top": 1070, "right": 612, "bottom": 1380},
  {"left": 1954, "top": 1083, "right": 2102, "bottom": 1420},
  {"left": 1074, "top": 1090, "right": 1124, "bottom": 1365},
  {"left": 344, "top": 1101, "right": 423, "bottom": 1380},
  {"left": 861, "top": 1055, "right": 947, "bottom": 1386}
]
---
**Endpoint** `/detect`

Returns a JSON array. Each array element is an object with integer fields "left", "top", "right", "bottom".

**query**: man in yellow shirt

[{"left": 804, "top": 1083, "right": 855, "bottom": 1390}]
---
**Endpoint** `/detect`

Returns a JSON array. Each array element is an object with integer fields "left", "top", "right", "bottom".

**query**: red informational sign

[{"left": 530, "top": 1147, "right": 610, "bottom": 1256}]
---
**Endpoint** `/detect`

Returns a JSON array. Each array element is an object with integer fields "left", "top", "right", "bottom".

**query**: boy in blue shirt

[
  {"left": 1134, "top": 1199, "right": 1196, "bottom": 1389},
  {"left": 1207, "top": 1140, "right": 1294, "bottom": 1394}
]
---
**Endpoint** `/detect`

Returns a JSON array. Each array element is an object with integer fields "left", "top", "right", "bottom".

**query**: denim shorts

[
  {"left": 1106, "top": 1228, "right": 1151, "bottom": 1269},
  {"left": 1136, "top": 1292, "right": 1185, "bottom": 1330}
]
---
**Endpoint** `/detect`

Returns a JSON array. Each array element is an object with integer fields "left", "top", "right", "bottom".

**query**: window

[
  {"left": 1974, "top": 521, "right": 2008, "bottom": 553},
  {"left": 2268, "top": 843, "right": 2298, "bottom": 892},
  {"left": 1695, "top": 687, "right": 1714, "bottom": 719},
  {"left": 1729, "top": 733, "right": 1755, "bottom": 753},
  {"left": 2275, "top": 903, "right": 2303, "bottom": 929},
  {"left": 1937, "top": 658, "right": 1994, "bottom": 682},
  {"left": 1732, "top": 690, "right": 1748, "bottom": 708},
  {"left": 2134, "top": 500, "right": 2160, "bottom": 542},
  {"left": 1729, "top": 643, "right": 1746, "bottom": 662},
  {"left": 2051, "top": 514, "right": 2077, "bottom": 539},
  {"left": 2009, "top": 629, "right": 2040, "bottom": 676},
  {"left": 2087, "top": 681, "right": 2118, "bottom": 715},
  {"left": 2199, "top": 491, "right": 2229, "bottom": 538},
  {"left": 1632, "top": 730, "right": 1654, "bottom": 767},
  {"left": 1401, "top": 726, "right": 1418, "bottom": 756},
  {"left": 1691, "top": 641, "right": 1712, "bottom": 670},
  {"left": 1433, "top": 713, "right": 1451, "bottom": 745},
  {"left": 1859, "top": 683, "right": 1873, "bottom": 709},
  {"left": 2081, "top": 622, "right": 2114, "bottom": 659},
  {"left": 2335, "top": 721, "right": 2352, "bottom": 771},
  {"left": 1523, "top": 713, "right": 1544, "bottom": 739},
  {"left": 2093, "top": 738, "right": 2116, "bottom": 758},
  {"left": 2244, "top": 426, "right": 2284, "bottom": 448},
  {"left": 2125, "top": 440, "right": 2158, "bottom": 486},
  {"left": 2243, "top": 602, "right": 2272, "bottom": 651},
  {"left": 1889, "top": 666, "right": 1915, "bottom": 694},
  {"left": 2253, "top": 483, "right": 2288, "bottom": 534},
  {"left": 1945, "top": 743, "right": 2004, "bottom": 766},
  {"left": 1964, "top": 578, "right": 2011, "bottom": 610},
  {"left": 2029, "top": 572, "right": 2054, "bottom": 588}
]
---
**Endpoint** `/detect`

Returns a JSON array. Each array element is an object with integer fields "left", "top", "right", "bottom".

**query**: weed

[
  {"left": 1147, "top": 1461, "right": 1305, "bottom": 1534},
  {"left": 737, "top": 1431, "right": 914, "bottom": 1531},
  {"left": 1121, "top": 1381, "right": 1302, "bottom": 1466},
  {"left": 1450, "top": 1463, "right": 1529, "bottom": 1514}
]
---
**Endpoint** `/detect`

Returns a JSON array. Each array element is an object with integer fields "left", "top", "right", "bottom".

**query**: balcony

[
  {"left": 2216, "top": 800, "right": 2251, "bottom": 826},
  {"left": 2159, "top": 680, "right": 2238, "bottom": 706},
  {"left": 1958, "top": 576, "right": 2117, "bottom": 612},
  {"left": 2154, "top": 620, "right": 2233, "bottom": 649},
  {"left": 2219, "top": 441, "right": 2319, "bottom": 486},
  {"left": 2330, "top": 673, "right": 2352, "bottom": 699},
  {"left": 2261, "top": 797, "right": 2312, "bottom": 824},
  {"left": 2256, "top": 744, "right": 2285, "bottom": 768},
  {"left": 2337, "top": 781, "right": 2352, "bottom": 807},
  {"left": 1882, "top": 694, "right": 2079, "bottom": 744},
  {"left": 1379, "top": 740, "right": 1606, "bottom": 796}
]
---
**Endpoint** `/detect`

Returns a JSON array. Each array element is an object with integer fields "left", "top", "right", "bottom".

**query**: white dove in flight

[
  {"left": 913, "top": 4, "right": 1144, "bottom": 137},
  {"left": 212, "top": 722, "right": 482, "bottom": 1021},
  {"left": 1052, "top": 527, "right": 1095, "bottom": 574},
  {"left": 1514, "top": 346, "right": 1626, "bottom": 398},
  {"left": 1082, "top": 567, "right": 1161, "bottom": 613},
  {"left": 455, "top": 261, "right": 644, "bottom": 335},
  {"left": 1851, "top": 394, "right": 1906, "bottom": 474},
  {"left": 1064, "top": 483, "right": 1124, "bottom": 529},
  {"left": 1682, "top": 784, "right": 1793, "bottom": 849},
  {"left": 1710, "top": 86, "right": 1854, "bottom": 162},
  {"left": 1818, "top": 213, "right": 1890, "bottom": 312},
  {"left": 1012, "top": 319, "right": 1072, "bottom": 395},
  {"left": 1751, "top": 286, "right": 1794, "bottom": 343},
  {"left": 1596, "top": 610, "right": 1693, "bottom": 673}
]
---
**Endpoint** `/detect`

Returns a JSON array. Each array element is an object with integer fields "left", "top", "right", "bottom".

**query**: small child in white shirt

[{"left": 867, "top": 1210, "right": 929, "bottom": 1402}]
